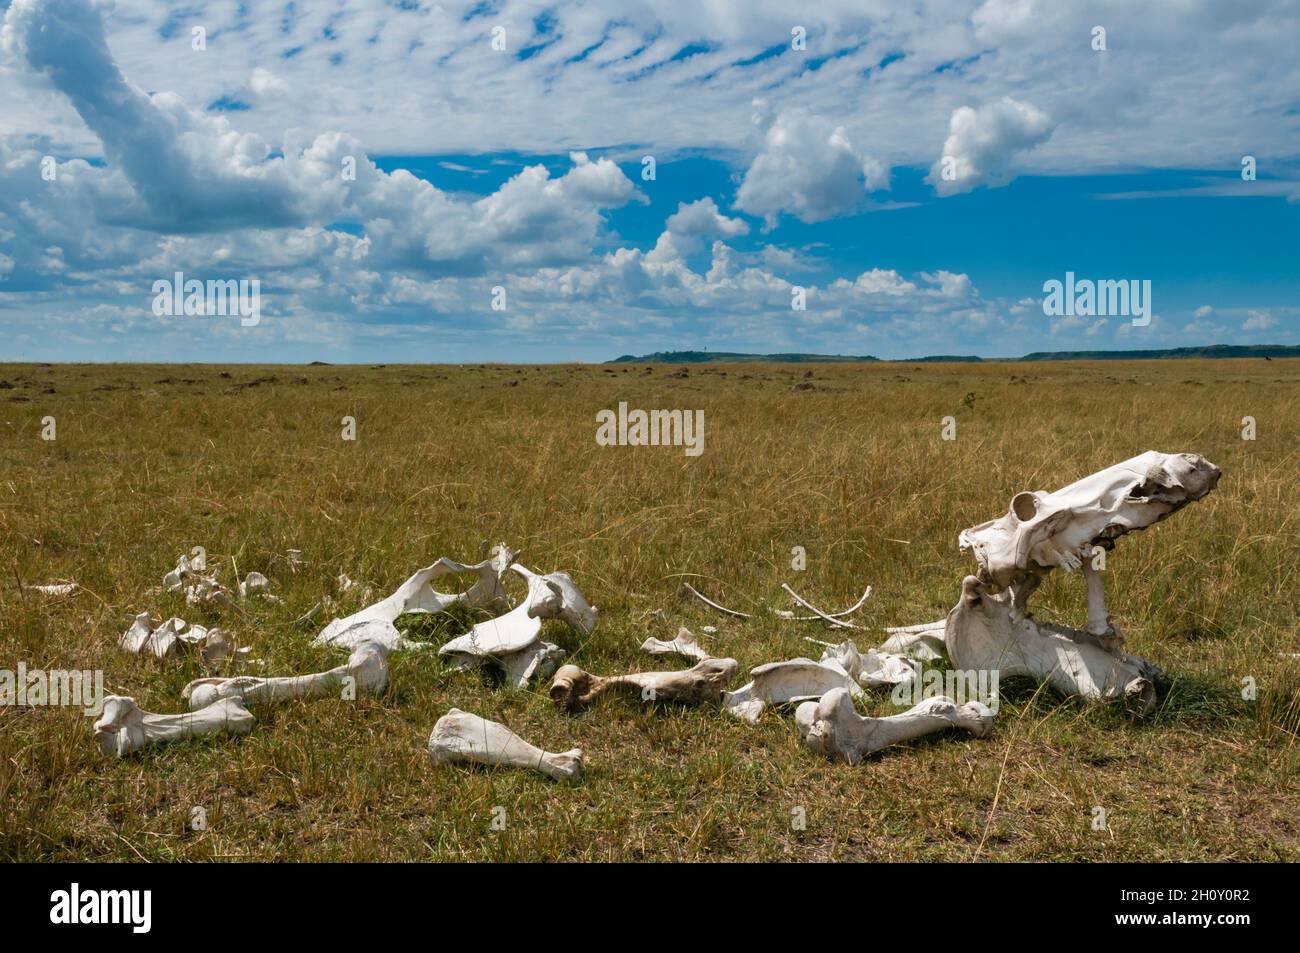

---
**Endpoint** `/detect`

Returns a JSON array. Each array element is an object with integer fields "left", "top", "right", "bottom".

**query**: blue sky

[{"left": 1, "top": 0, "right": 1298, "bottom": 362}]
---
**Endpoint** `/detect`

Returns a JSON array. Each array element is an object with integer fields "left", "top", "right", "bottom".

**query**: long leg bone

[
  {"left": 723, "top": 658, "right": 862, "bottom": 724},
  {"left": 314, "top": 544, "right": 516, "bottom": 649},
  {"left": 427, "top": 708, "right": 583, "bottom": 781},
  {"left": 93, "top": 695, "right": 255, "bottom": 757},
  {"left": 796, "top": 687, "right": 993, "bottom": 764},
  {"left": 549, "top": 658, "right": 739, "bottom": 713},
  {"left": 182, "top": 641, "right": 389, "bottom": 709},
  {"left": 640, "top": 626, "right": 711, "bottom": 661}
]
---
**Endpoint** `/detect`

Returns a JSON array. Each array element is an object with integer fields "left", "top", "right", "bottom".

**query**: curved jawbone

[{"left": 946, "top": 576, "right": 1158, "bottom": 713}]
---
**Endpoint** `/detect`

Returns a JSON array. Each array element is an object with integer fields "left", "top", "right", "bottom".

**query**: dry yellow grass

[{"left": 1, "top": 358, "right": 1297, "bottom": 860}]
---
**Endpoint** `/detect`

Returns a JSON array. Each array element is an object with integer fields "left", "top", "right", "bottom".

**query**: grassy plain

[{"left": 1, "top": 358, "right": 1297, "bottom": 861}]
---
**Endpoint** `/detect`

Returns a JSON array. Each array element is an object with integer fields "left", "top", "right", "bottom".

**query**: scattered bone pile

[{"left": 87, "top": 451, "right": 1220, "bottom": 782}]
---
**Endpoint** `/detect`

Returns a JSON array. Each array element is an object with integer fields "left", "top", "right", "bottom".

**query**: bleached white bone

[
  {"left": 427, "top": 708, "right": 583, "bottom": 781},
  {"left": 119, "top": 613, "right": 187, "bottom": 659},
  {"left": 549, "top": 658, "right": 739, "bottom": 712},
  {"left": 880, "top": 621, "right": 947, "bottom": 660},
  {"left": 781, "top": 584, "right": 862, "bottom": 629},
  {"left": 238, "top": 571, "right": 271, "bottom": 600},
  {"left": 93, "top": 695, "right": 255, "bottom": 757},
  {"left": 796, "top": 687, "right": 993, "bottom": 764},
  {"left": 810, "top": 639, "right": 919, "bottom": 688},
  {"left": 777, "top": 586, "right": 873, "bottom": 622},
  {"left": 118, "top": 613, "right": 243, "bottom": 666},
  {"left": 182, "top": 641, "right": 389, "bottom": 709},
  {"left": 314, "top": 544, "right": 516, "bottom": 650},
  {"left": 685, "top": 583, "right": 752, "bottom": 618},
  {"left": 28, "top": 582, "right": 77, "bottom": 596},
  {"left": 946, "top": 451, "right": 1219, "bottom": 711},
  {"left": 640, "top": 626, "right": 711, "bottom": 661},
  {"left": 438, "top": 564, "right": 594, "bottom": 688},
  {"left": 960, "top": 450, "right": 1220, "bottom": 640},
  {"left": 723, "top": 658, "right": 862, "bottom": 724},
  {"left": 946, "top": 575, "right": 1159, "bottom": 712}
]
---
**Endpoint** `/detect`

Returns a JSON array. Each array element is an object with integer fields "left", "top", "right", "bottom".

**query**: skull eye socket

[{"left": 1011, "top": 492, "right": 1037, "bottom": 522}]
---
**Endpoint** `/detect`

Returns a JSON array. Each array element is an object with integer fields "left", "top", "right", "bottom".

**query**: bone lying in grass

[
  {"left": 427, "top": 708, "right": 583, "bottom": 781},
  {"left": 28, "top": 582, "right": 78, "bottom": 596},
  {"left": 880, "top": 621, "right": 948, "bottom": 660},
  {"left": 118, "top": 612, "right": 244, "bottom": 667},
  {"left": 93, "top": 695, "right": 255, "bottom": 757},
  {"left": 550, "top": 658, "right": 739, "bottom": 713},
  {"left": 182, "top": 641, "right": 389, "bottom": 709},
  {"left": 946, "top": 575, "right": 1160, "bottom": 712},
  {"left": 776, "top": 585, "right": 872, "bottom": 623},
  {"left": 438, "top": 564, "right": 595, "bottom": 688},
  {"left": 809, "top": 638, "right": 919, "bottom": 689},
  {"left": 684, "top": 583, "right": 752, "bottom": 619},
  {"left": 780, "top": 584, "right": 865, "bottom": 629},
  {"left": 948, "top": 451, "right": 1220, "bottom": 712},
  {"left": 640, "top": 626, "right": 711, "bottom": 661},
  {"left": 723, "top": 658, "right": 862, "bottom": 724},
  {"left": 313, "top": 544, "right": 516, "bottom": 650},
  {"left": 796, "top": 687, "right": 993, "bottom": 764}
]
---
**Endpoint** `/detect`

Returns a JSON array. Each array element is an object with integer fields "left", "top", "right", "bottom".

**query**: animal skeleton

[
  {"left": 182, "top": 641, "right": 389, "bottom": 709},
  {"left": 796, "top": 687, "right": 993, "bottom": 764},
  {"left": 944, "top": 451, "right": 1220, "bottom": 711},
  {"left": 549, "top": 658, "right": 739, "bottom": 712},
  {"left": 427, "top": 708, "right": 583, "bottom": 781},
  {"left": 93, "top": 695, "right": 255, "bottom": 757}
]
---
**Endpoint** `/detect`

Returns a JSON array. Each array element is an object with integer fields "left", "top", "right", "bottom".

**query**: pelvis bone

[
  {"left": 438, "top": 564, "right": 596, "bottom": 688},
  {"left": 427, "top": 708, "right": 583, "bottom": 781},
  {"left": 549, "top": 658, "right": 739, "bottom": 713},
  {"left": 723, "top": 658, "right": 862, "bottom": 724},
  {"left": 945, "top": 451, "right": 1220, "bottom": 712},
  {"left": 93, "top": 695, "right": 255, "bottom": 757},
  {"left": 796, "top": 687, "right": 993, "bottom": 764},
  {"left": 314, "top": 544, "right": 516, "bottom": 650},
  {"left": 182, "top": 641, "right": 389, "bottom": 709}
]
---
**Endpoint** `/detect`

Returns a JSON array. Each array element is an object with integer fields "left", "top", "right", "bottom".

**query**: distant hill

[
  {"left": 609, "top": 344, "right": 1300, "bottom": 364},
  {"left": 608, "top": 350, "right": 879, "bottom": 364},
  {"left": 1019, "top": 344, "right": 1300, "bottom": 361}
]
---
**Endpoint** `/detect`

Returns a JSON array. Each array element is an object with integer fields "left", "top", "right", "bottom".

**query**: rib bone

[
  {"left": 427, "top": 708, "right": 583, "bottom": 781},
  {"left": 796, "top": 687, "right": 993, "bottom": 764},
  {"left": 93, "top": 695, "right": 255, "bottom": 757},
  {"left": 549, "top": 658, "right": 739, "bottom": 713},
  {"left": 182, "top": 641, "right": 389, "bottom": 709}
]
